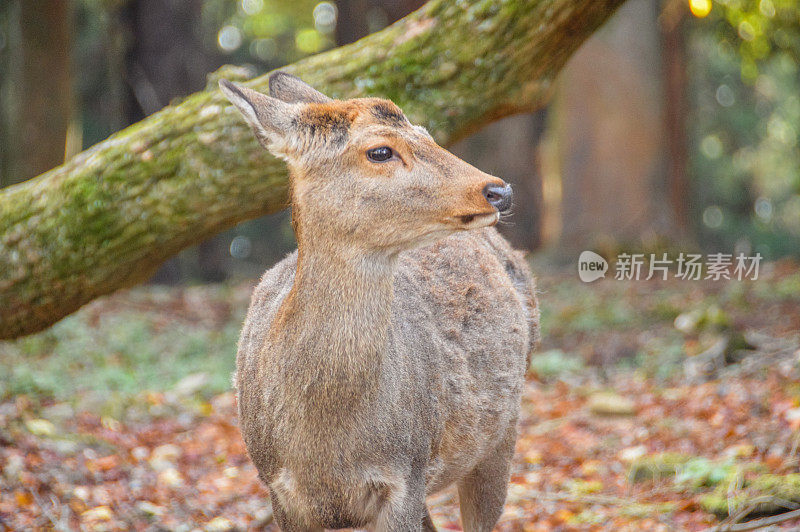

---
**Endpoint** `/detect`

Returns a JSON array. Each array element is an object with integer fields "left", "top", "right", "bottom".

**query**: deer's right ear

[{"left": 219, "top": 79, "right": 296, "bottom": 155}]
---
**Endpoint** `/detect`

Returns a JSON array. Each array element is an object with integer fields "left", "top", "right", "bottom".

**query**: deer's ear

[
  {"left": 219, "top": 79, "right": 297, "bottom": 154},
  {"left": 268, "top": 71, "right": 332, "bottom": 104}
]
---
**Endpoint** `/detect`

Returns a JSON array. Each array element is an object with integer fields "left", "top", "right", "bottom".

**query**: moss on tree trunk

[{"left": 0, "top": 0, "right": 625, "bottom": 339}]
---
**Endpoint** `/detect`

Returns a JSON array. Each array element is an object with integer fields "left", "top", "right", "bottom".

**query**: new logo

[{"left": 578, "top": 251, "right": 608, "bottom": 283}]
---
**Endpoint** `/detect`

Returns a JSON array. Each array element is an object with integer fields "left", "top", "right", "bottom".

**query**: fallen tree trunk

[{"left": 0, "top": 0, "right": 625, "bottom": 339}]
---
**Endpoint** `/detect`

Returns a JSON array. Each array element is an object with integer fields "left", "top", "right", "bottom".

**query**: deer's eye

[{"left": 367, "top": 146, "right": 394, "bottom": 163}]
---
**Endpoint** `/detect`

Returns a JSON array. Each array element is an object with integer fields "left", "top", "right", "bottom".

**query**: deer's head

[{"left": 220, "top": 72, "right": 511, "bottom": 254}]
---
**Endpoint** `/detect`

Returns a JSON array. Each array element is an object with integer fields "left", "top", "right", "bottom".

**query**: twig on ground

[
  {"left": 786, "top": 431, "right": 800, "bottom": 469},
  {"left": 722, "top": 494, "right": 800, "bottom": 530},
  {"left": 725, "top": 472, "right": 746, "bottom": 520},
  {"left": 525, "top": 489, "right": 648, "bottom": 507},
  {"left": 704, "top": 508, "right": 800, "bottom": 532},
  {"left": 28, "top": 488, "right": 69, "bottom": 532}
]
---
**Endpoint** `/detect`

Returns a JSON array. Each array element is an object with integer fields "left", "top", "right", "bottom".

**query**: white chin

[{"left": 405, "top": 213, "right": 500, "bottom": 251}]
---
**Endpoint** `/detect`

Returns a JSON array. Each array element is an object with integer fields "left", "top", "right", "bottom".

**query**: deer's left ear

[
  {"left": 219, "top": 79, "right": 298, "bottom": 155},
  {"left": 268, "top": 71, "right": 332, "bottom": 104}
]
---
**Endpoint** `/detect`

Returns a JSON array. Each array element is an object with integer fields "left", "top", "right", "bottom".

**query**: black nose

[{"left": 482, "top": 183, "right": 512, "bottom": 212}]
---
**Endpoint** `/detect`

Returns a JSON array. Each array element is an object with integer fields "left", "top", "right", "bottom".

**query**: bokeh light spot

[
  {"left": 689, "top": 0, "right": 712, "bottom": 18},
  {"left": 700, "top": 135, "right": 723, "bottom": 159},
  {"left": 230, "top": 236, "right": 252, "bottom": 259},
  {"left": 295, "top": 28, "right": 324, "bottom": 53},
  {"left": 703, "top": 206, "right": 724, "bottom": 229},
  {"left": 738, "top": 20, "right": 755, "bottom": 41},
  {"left": 241, "top": 0, "right": 263, "bottom": 16},
  {"left": 715, "top": 84, "right": 735, "bottom": 107},
  {"left": 250, "top": 38, "right": 277, "bottom": 61},
  {"left": 313, "top": 2, "right": 337, "bottom": 34},
  {"left": 218, "top": 25, "right": 243, "bottom": 53},
  {"left": 759, "top": 0, "right": 775, "bottom": 18},
  {"left": 755, "top": 197, "right": 773, "bottom": 222}
]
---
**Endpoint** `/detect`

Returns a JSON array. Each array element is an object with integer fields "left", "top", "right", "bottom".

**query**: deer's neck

[{"left": 269, "top": 246, "right": 396, "bottom": 392}]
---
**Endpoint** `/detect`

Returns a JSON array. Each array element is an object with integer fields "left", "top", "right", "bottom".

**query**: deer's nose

[{"left": 482, "top": 183, "right": 512, "bottom": 212}]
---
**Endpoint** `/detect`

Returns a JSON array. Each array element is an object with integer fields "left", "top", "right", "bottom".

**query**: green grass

[
  {"left": 0, "top": 306, "right": 242, "bottom": 407},
  {"left": 529, "top": 349, "right": 585, "bottom": 379},
  {"left": 539, "top": 283, "right": 639, "bottom": 337},
  {"left": 753, "top": 270, "right": 800, "bottom": 301}
]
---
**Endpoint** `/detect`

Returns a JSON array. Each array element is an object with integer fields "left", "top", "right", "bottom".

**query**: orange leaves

[
  {"left": 13, "top": 491, "right": 33, "bottom": 507},
  {"left": 0, "top": 389, "right": 266, "bottom": 530},
  {"left": 3, "top": 349, "right": 800, "bottom": 529},
  {"left": 86, "top": 455, "right": 119, "bottom": 473}
]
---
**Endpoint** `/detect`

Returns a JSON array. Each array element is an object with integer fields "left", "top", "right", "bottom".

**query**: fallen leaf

[
  {"left": 136, "top": 500, "right": 165, "bottom": 516},
  {"left": 149, "top": 443, "right": 181, "bottom": 471},
  {"left": 588, "top": 392, "right": 636, "bottom": 416},
  {"left": 87, "top": 455, "right": 119, "bottom": 473},
  {"left": 205, "top": 516, "right": 234, "bottom": 531},
  {"left": 24, "top": 419, "right": 56, "bottom": 437},
  {"left": 81, "top": 505, "right": 113, "bottom": 522},
  {"left": 14, "top": 491, "right": 32, "bottom": 506},
  {"left": 157, "top": 467, "right": 183, "bottom": 487},
  {"left": 619, "top": 445, "right": 648, "bottom": 462}
]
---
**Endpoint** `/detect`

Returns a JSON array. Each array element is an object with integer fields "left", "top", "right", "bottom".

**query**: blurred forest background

[
  {"left": 3, "top": 1, "right": 800, "bottom": 530},
  {"left": 2, "top": 0, "right": 799, "bottom": 283}
]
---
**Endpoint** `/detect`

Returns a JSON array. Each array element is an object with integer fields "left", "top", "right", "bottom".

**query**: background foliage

[{"left": 690, "top": 0, "right": 800, "bottom": 258}]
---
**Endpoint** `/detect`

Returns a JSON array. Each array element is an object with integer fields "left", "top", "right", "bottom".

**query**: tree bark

[{"left": 0, "top": 0, "right": 626, "bottom": 339}]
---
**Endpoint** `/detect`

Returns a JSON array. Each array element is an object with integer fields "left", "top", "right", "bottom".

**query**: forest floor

[{"left": 1, "top": 260, "right": 800, "bottom": 531}]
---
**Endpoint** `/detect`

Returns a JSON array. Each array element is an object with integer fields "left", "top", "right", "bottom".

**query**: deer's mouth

[{"left": 454, "top": 211, "right": 500, "bottom": 227}]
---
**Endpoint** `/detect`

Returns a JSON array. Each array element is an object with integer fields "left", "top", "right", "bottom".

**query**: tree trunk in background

[
  {"left": 335, "top": 0, "right": 372, "bottom": 45},
  {"left": 557, "top": 0, "right": 673, "bottom": 253},
  {"left": 0, "top": 4, "right": 11, "bottom": 185},
  {"left": 122, "top": 0, "right": 216, "bottom": 120},
  {"left": 0, "top": 0, "right": 627, "bottom": 339},
  {"left": 0, "top": 0, "right": 73, "bottom": 187},
  {"left": 661, "top": 2, "right": 689, "bottom": 235},
  {"left": 336, "top": 0, "right": 427, "bottom": 45}
]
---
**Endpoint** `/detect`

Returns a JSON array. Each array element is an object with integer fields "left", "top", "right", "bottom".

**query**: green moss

[
  {"left": 529, "top": 349, "right": 584, "bottom": 379},
  {"left": 754, "top": 272, "right": 800, "bottom": 301},
  {"left": 629, "top": 454, "right": 767, "bottom": 495},
  {"left": 700, "top": 474, "right": 800, "bottom": 517},
  {"left": 620, "top": 502, "right": 678, "bottom": 519},
  {"left": 565, "top": 479, "right": 604, "bottom": 495},
  {"left": 674, "top": 457, "right": 737, "bottom": 490},
  {"left": 628, "top": 453, "right": 694, "bottom": 484}
]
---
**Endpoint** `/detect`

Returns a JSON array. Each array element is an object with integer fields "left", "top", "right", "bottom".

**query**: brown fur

[{"left": 221, "top": 73, "right": 539, "bottom": 531}]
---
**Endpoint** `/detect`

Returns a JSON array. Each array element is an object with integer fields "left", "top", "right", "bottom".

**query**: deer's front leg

[
  {"left": 270, "top": 491, "right": 322, "bottom": 532},
  {"left": 374, "top": 475, "right": 430, "bottom": 532}
]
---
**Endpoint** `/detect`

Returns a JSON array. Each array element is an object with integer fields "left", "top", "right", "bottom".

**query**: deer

[{"left": 220, "top": 72, "right": 539, "bottom": 532}]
